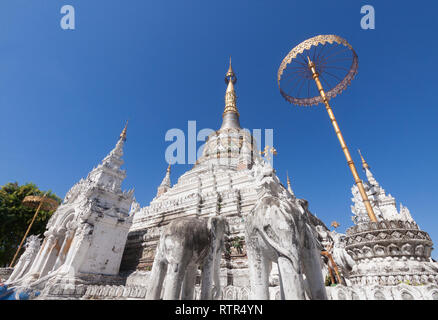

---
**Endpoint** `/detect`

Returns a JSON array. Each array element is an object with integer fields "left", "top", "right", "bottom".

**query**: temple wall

[{"left": 80, "top": 217, "right": 132, "bottom": 275}]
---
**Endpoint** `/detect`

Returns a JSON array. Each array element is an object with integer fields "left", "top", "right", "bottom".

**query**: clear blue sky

[{"left": 1, "top": 1, "right": 437, "bottom": 259}]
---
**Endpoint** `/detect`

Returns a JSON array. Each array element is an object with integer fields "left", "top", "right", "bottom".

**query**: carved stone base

[
  {"left": 42, "top": 280, "right": 438, "bottom": 300},
  {"left": 345, "top": 221, "right": 438, "bottom": 286},
  {"left": 326, "top": 283, "right": 438, "bottom": 300},
  {"left": 14, "top": 272, "right": 127, "bottom": 300}
]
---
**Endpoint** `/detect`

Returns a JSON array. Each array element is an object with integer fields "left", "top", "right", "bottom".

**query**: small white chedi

[
  {"left": 325, "top": 152, "right": 438, "bottom": 300},
  {"left": 3, "top": 62, "right": 438, "bottom": 300},
  {"left": 5, "top": 125, "right": 138, "bottom": 299}
]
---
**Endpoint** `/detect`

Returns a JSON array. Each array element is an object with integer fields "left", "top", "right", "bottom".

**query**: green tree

[{"left": 0, "top": 182, "right": 61, "bottom": 267}]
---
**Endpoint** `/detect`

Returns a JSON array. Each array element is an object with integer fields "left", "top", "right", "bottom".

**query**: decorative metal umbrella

[
  {"left": 9, "top": 193, "right": 59, "bottom": 267},
  {"left": 277, "top": 34, "right": 377, "bottom": 222}
]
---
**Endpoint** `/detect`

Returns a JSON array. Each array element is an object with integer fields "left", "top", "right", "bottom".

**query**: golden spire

[
  {"left": 167, "top": 164, "right": 171, "bottom": 173},
  {"left": 223, "top": 57, "right": 239, "bottom": 117},
  {"left": 120, "top": 120, "right": 128, "bottom": 142},
  {"left": 286, "top": 171, "right": 294, "bottom": 195},
  {"left": 358, "top": 149, "right": 370, "bottom": 170}
]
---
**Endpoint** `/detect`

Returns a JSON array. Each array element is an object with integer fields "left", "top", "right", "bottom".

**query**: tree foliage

[{"left": 0, "top": 182, "right": 61, "bottom": 267}]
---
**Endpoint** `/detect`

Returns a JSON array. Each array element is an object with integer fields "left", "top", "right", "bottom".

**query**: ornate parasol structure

[
  {"left": 9, "top": 193, "right": 59, "bottom": 267},
  {"left": 277, "top": 34, "right": 377, "bottom": 222}
]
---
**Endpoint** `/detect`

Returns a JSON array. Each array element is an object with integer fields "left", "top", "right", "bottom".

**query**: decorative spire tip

[
  {"left": 225, "top": 56, "right": 236, "bottom": 84},
  {"left": 120, "top": 120, "right": 128, "bottom": 142},
  {"left": 358, "top": 149, "right": 370, "bottom": 170}
]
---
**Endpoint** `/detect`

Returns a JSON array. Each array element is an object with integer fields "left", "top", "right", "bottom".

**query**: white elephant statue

[
  {"left": 245, "top": 162, "right": 327, "bottom": 300},
  {"left": 146, "top": 216, "right": 228, "bottom": 300}
]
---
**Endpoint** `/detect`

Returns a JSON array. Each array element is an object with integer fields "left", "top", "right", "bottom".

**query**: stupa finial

[
  {"left": 120, "top": 120, "right": 128, "bottom": 142},
  {"left": 358, "top": 149, "right": 370, "bottom": 171},
  {"left": 221, "top": 57, "right": 241, "bottom": 129},
  {"left": 225, "top": 56, "right": 236, "bottom": 84},
  {"left": 223, "top": 57, "right": 239, "bottom": 116}
]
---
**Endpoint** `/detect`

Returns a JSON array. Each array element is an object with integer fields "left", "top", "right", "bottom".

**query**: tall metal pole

[
  {"left": 307, "top": 57, "right": 378, "bottom": 223},
  {"left": 9, "top": 193, "right": 48, "bottom": 268}
]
